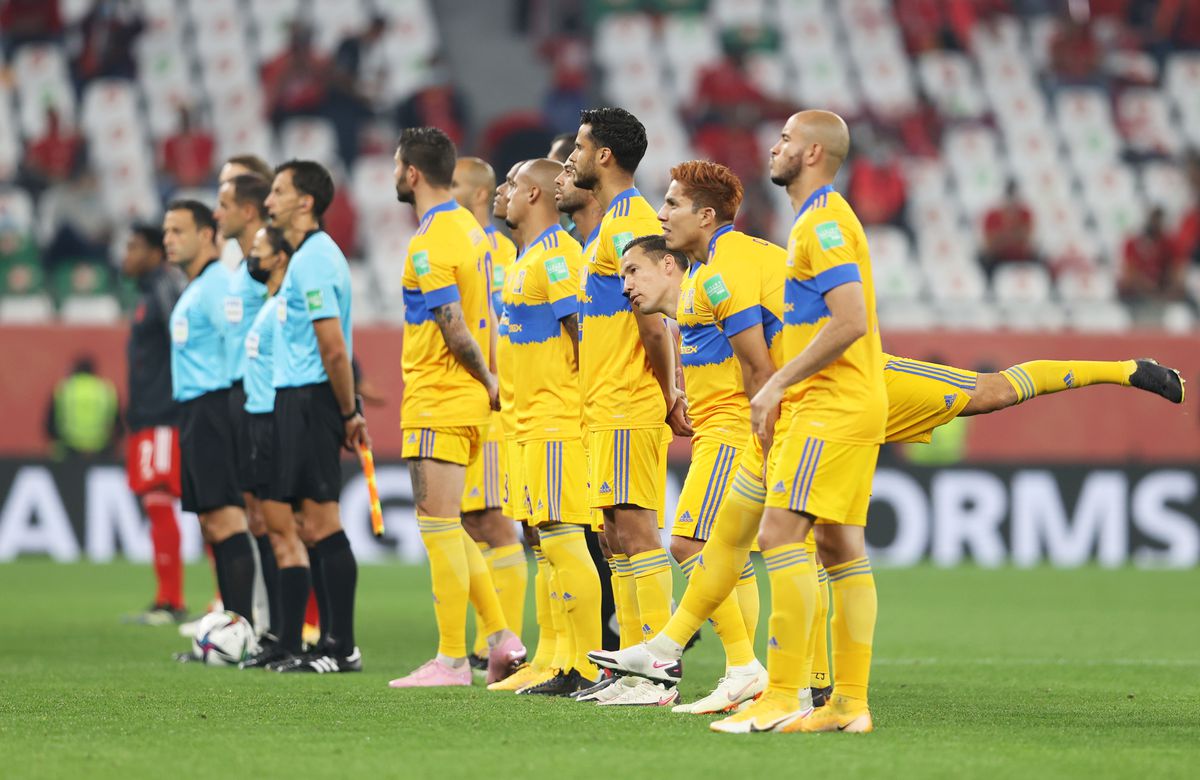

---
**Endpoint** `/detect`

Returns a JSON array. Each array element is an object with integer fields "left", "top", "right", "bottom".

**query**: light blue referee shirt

[
  {"left": 242, "top": 294, "right": 278, "bottom": 414},
  {"left": 170, "top": 259, "right": 232, "bottom": 402},
  {"left": 223, "top": 259, "right": 268, "bottom": 383},
  {"left": 273, "top": 231, "right": 353, "bottom": 389}
]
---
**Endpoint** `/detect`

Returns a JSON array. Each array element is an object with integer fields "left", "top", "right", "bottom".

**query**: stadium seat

[
  {"left": 13, "top": 44, "right": 76, "bottom": 138},
  {"left": 1116, "top": 88, "right": 1183, "bottom": 157},
  {"left": 251, "top": 0, "right": 304, "bottom": 59},
  {"left": 310, "top": 0, "right": 370, "bottom": 54},
  {"left": 792, "top": 57, "right": 862, "bottom": 118},
  {"left": 936, "top": 300, "right": 1000, "bottom": 330},
  {"left": 0, "top": 295, "right": 54, "bottom": 324},
  {"left": 0, "top": 190, "right": 36, "bottom": 233},
  {"left": 1139, "top": 161, "right": 1193, "bottom": 223},
  {"left": 926, "top": 262, "right": 987, "bottom": 304},
  {"left": 0, "top": 84, "right": 18, "bottom": 181},
  {"left": 918, "top": 51, "right": 986, "bottom": 119},
  {"left": 594, "top": 14, "right": 655, "bottom": 69},
  {"left": 710, "top": 0, "right": 767, "bottom": 28},
  {"left": 745, "top": 52, "right": 789, "bottom": 100},
  {"left": 877, "top": 300, "right": 937, "bottom": 330},
  {"left": 780, "top": 11, "right": 840, "bottom": 63},
  {"left": 215, "top": 120, "right": 274, "bottom": 164},
  {"left": 1067, "top": 301, "right": 1133, "bottom": 332},
  {"left": 1163, "top": 52, "right": 1200, "bottom": 145},
  {"left": 855, "top": 45, "right": 917, "bottom": 118},
  {"left": 1160, "top": 301, "right": 1194, "bottom": 334},
  {"left": 1056, "top": 266, "right": 1117, "bottom": 303},
  {"left": 991, "top": 263, "right": 1052, "bottom": 305},
  {"left": 348, "top": 264, "right": 380, "bottom": 325},
  {"left": 280, "top": 118, "right": 340, "bottom": 172},
  {"left": 59, "top": 295, "right": 123, "bottom": 325}
]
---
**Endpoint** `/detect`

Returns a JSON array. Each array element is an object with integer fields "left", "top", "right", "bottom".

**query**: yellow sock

[
  {"left": 630, "top": 548, "right": 673, "bottom": 640},
  {"left": 417, "top": 516, "right": 471, "bottom": 658},
  {"left": 547, "top": 568, "right": 572, "bottom": 670},
  {"left": 490, "top": 543, "right": 528, "bottom": 644},
  {"left": 471, "top": 542, "right": 492, "bottom": 657},
  {"left": 1002, "top": 359, "right": 1136, "bottom": 403},
  {"left": 540, "top": 524, "right": 601, "bottom": 677},
  {"left": 826, "top": 556, "right": 877, "bottom": 703},
  {"left": 811, "top": 563, "right": 831, "bottom": 690},
  {"left": 463, "top": 531, "right": 507, "bottom": 637},
  {"left": 529, "top": 547, "right": 555, "bottom": 670},
  {"left": 661, "top": 469, "right": 763, "bottom": 648},
  {"left": 613, "top": 554, "right": 640, "bottom": 648},
  {"left": 735, "top": 556, "right": 760, "bottom": 648},
  {"left": 762, "top": 542, "right": 818, "bottom": 699},
  {"left": 607, "top": 558, "right": 622, "bottom": 649},
  {"left": 679, "top": 552, "right": 754, "bottom": 667}
]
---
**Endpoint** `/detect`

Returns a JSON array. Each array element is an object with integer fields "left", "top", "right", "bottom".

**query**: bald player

[{"left": 450, "top": 157, "right": 528, "bottom": 670}]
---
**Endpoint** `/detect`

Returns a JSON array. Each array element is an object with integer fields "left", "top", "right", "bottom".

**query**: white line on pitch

[{"left": 874, "top": 657, "right": 1200, "bottom": 667}]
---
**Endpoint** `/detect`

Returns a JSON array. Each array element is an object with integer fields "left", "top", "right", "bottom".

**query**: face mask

[{"left": 247, "top": 255, "right": 271, "bottom": 284}]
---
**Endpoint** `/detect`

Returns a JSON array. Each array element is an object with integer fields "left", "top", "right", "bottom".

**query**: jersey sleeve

[
  {"left": 291, "top": 251, "right": 342, "bottom": 322},
  {"left": 546, "top": 244, "right": 582, "bottom": 321},
  {"left": 599, "top": 212, "right": 661, "bottom": 272},
  {"left": 709, "top": 263, "right": 762, "bottom": 338},
  {"left": 413, "top": 224, "right": 466, "bottom": 309},
  {"left": 802, "top": 210, "right": 863, "bottom": 293}
]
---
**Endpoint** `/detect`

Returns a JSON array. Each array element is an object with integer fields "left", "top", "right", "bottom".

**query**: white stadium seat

[
  {"left": 59, "top": 295, "right": 122, "bottom": 325},
  {"left": 1116, "top": 88, "right": 1183, "bottom": 157},
  {"left": 0, "top": 295, "right": 55, "bottom": 324},
  {"left": 991, "top": 263, "right": 1052, "bottom": 305},
  {"left": 1056, "top": 267, "right": 1117, "bottom": 303}
]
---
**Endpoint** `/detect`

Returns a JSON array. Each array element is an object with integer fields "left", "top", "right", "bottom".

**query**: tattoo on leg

[{"left": 409, "top": 461, "right": 428, "bottom": 512}]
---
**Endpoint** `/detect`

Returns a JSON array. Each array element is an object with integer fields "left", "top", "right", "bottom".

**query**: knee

[
  {"left": 482, "top": 512, "right": 518, "bottom": 547},
  {"left": 967, "top": 373, "right": 1018, "bottom": 415},
  {"left": 247, "top": 510, "right": 267, "bottom": 537},
  {"left": 669, "top": 535, "right": 701, "bottom": 565},
  {"left": 269, "top": 529, "right": 306, "bottom": 568}
]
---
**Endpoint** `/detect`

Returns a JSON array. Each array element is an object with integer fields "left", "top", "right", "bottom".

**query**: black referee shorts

[
  {"left": 228, "top": 380, "right": 254, "bottom": 493},
  {"left": 246, "top": 411, "right": 276, "bottom": 500},
  {"left": 269, "top": 382, "right": 343, "bottom": 506},
  {"left": 179, "top": 388, "right": 245, "bottom": 514}
]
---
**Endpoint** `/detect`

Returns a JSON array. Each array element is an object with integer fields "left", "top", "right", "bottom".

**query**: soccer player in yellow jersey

[
  {"left": 386, "top": 127, "right": 526, "bottom": 689},
  {"left": 494, "top": 158, "right": 602, "bottom": 697},
  {"left": 568, "top": 107, "right": 690, "bottom": 706},
  {"left": 450, "top": 156, "right": 528, "bottom": 672}
]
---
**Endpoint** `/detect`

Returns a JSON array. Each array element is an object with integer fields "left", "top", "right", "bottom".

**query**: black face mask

[{"left": 247, "top": 255, "right": 270, "bottom": 284}]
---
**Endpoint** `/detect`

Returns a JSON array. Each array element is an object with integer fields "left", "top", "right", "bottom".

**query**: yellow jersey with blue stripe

[
  {"left": 783, "top": 185, "right": 886, "bottom": 444},
  {"left": 484, "top": 224, "right": 516, "bottom": 316},
  {"left": 677, "top": 225, "right": 787, "bottom": 446},
  {"left": 401, "top": 200, "right": 493, "bottom": 428},
  {"left": 508, "top": 224, "right": 583, "bottom": 442},
  {"left": 580, "top": 188, "right": 664, "bottom": 430}
]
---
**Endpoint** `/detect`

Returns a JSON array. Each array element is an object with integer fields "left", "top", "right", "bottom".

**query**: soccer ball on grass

[{"left": 191, "top": 611, "right": 258, "bottom": 666}]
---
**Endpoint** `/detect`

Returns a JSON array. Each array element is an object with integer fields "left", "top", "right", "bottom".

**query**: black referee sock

[
  {"left": 212, "top": 533, "right": 255, "bottom": 623},
  {"left": 308, "top": 544, "right": 332, "bottom": 642},
  {"left": 254, "top": 534, "right": 281, "bottom": 637},
  {"left": 314, "top": 530, "right": 358, "bottom": 655},
  {"left": 278, "top": 566, "right": 311, "bottom": 655}
]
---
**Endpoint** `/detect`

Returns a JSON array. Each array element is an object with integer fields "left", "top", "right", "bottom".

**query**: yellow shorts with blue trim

[
  {"left": 672, "top": 437, "right": 742, "bottom": 541},
  {"left": 502, "top": 436, "right": 528, "bottom": 521},
  {"left": 883, "top": 356, "right": 976, "bottom": 444},
  {"left": 401, "top": 425, "right": 482, "bottom": 467},
  {"left": 588, "top": 425, "right": 670, "bottom": 523},
  {"left": 521, "top": 437, "right": 591, "bottom": 527},
  {"left": 764, "top": 419, "right": 879, "bottom": 526},
  {"left": 462, "top": 419, "right": 505, "bottom": 513}
]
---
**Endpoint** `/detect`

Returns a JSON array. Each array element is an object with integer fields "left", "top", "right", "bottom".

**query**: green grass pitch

[{"left": 1, "top": 560, "right": 1197, "bottom": 779}]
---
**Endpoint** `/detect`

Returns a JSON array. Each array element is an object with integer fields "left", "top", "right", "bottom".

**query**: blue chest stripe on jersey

[
  {"left": 785, "top": 278, "right": 830, "bottom": 325},
  {"left": 583, "top": 273, "right": 630, "bottom": 318},
  {"left": 680, "top": 323, "right": 735, "bottom": 367},
  {"left": 403, "top": 286, "right": 433, "bottom": 324},
  {"left": 507, "top": 301, "right": 562, "bottom": 344}
]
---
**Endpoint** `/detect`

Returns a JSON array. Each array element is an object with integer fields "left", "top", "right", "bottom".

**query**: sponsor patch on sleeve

[
  {"left": 545, "top": 256, "right": 569, "bottom": 283},
  {"left": 612, "top": 231, "right": 634, "bottom": 256},
  {"left": 305, "top": 289, "right": 323, "bottom": 312},
  {"left": 702, "top": 274, "right": 731, "bottom": 305},
  {"left": 412, "top": 250, "right": 431, "bottom": 276}
]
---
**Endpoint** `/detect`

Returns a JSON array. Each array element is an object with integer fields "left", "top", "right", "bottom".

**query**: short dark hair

[
  {"left": 549, "top": 132, "right": 576, "bottom": 162},
  {"left": 166, "top": 199, "right": 216, "bottom": 234},
  {"left": 275, "top": 159, "right": 335, "bottom": 217},
  {"left": 129, "top": 222, "right": 163, "bottom": 252},
  {"left": 228, "top": 174, "right": 270, "bottom": 220},
  {"left": 580, "top": 107, "right": 648, "bottom": 174},
  {"left": 226, "top": 154, "right": 274, "bottom": 181},
  {"left": 263, "top": 225, "right": 294, "bottom": 257},
  {"left": 622, "top": 233, "right": 688, "bottom": 270},
  {"left": 397, "top": 127, "right": 456, "bottom": 188}
]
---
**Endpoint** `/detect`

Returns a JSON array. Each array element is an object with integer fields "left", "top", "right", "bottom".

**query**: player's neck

[
  {"left": 414, "top": 186, "right": 453, "bottom": 221},
  {"left": 595, "top": 172, "right": 636, "bottom": 213},
  {"left": 283, "top": 217, "right": 319, "bottom": 250},
  {"left": 185, "top": 249, "right": 218, "bottom": 281},
  {"left": 470, "top": 206, "right": 491, "bottom": 230},
  {"left": 518, "top": 211, "right": 559, "bottom": 244},
  {"left": 788, "top": 174, "right": 835, "bottom": 215},
  {"left": 236, "top": 220, "right": 263, "bottom": 259},
  {"left": 693, "top": 221, "right": 731, "bottom": 262},
  {"left": 570, "top": 202, "right": 603, "bottom": 241},
  {"left": 266, "top": 266, "right": 287, "bottom": 296}
]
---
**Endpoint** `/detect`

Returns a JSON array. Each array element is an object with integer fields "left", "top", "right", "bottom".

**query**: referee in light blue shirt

[
  {"left": 165, "top": 200, "right": 256, "bottom": 629},
  {"left": 263, "top": 160, "right": 369, "bottom": 674}
]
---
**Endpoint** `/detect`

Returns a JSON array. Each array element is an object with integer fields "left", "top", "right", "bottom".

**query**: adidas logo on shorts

[
  {"left": 679, "top": 511, "right": 693, "bottom": 522},
  {"left": 599, "top": 482, "right": 612, "bottom": 495},
  {"left": 772, "top": 481, "right": 786, "bottom": 493}
]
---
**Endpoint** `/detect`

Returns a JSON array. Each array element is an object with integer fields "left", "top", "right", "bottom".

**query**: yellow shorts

[
  {"left": 521, "top": 438, "right": 590, "bottom": 527},
  {"left": 764, "top": 420, "right": 880, "bottom": 526},
  {"left": 673, "top": 437, "right": 743, "bottom": 541},
  {"left": 588, "top": 426, "right": 670, "bottom": 521},
  {"left": 502, "top": 437, "right": 527, "bottom": 521},
  {"left": 401, "top": 425, "right": 482, "bottom": 467},
  {"left": 883, "top": 356, "right": 977, "bottom": 444},
  {"left": 461, "top": 420, "right": 505, "bottom": 512}
]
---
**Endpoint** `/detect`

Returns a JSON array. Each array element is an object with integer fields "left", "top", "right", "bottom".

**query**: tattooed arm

[{"left": 433, "top": 300, "right": 500, "bottom": 410}]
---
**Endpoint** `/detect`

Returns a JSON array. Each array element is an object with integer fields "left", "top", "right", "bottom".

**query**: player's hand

[
  {"left": 751, "top": 378, "right": 784, "bottom": 440},
  {"left": 344, "top": 414, "right": 371, "bottom": 452},
  {"left": 666, "top": 391, "right": 693, "bottom": 437},
  {"left": 485, "top": 373, "right": 501, "bottom": 411},
  {"left": 760, "top": 402, "right": 780, "bottom": 456}
]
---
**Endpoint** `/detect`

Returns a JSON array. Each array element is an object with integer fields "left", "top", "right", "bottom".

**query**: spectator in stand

[
  {"left": 1153, "top": 0, "right": 1200, "bottom": 51},
  {"left": 396, "top": 56, "right": 469, "bottom": 148},
  {"left": 40, "top": 152, "right": 112, "bottom": 271},
  {"left": 691, "top": 43, "right": 771, "bottom": 125},
  {"left": 160, "top": 107, "right": 215, "bottom": 190},
  {"left": 72, "top": 0, "right": 144, "bottom": 86},
  {"left": 321, "top": 182, "right": 358, "bottom": 258},
  {"left": 262, "top": 23, "right": 331, "bottom": 127},
  {"left": 692, "top": 112, "right": 774, "bottom": 238},
  {"left": 847, "top": 133, "right": 908, "bottom": 229},
  {"left": 980, "top": 180, "right": 1036, "bottom": 277},
  {"left": 1048, "top": 12, "right": 1104, "bottom": 87},
  {"left": 21, "top": 108, "right": 81, "bottom": 193},
  {"left": 0, "top": 0, "right": 63, "bottom": 54},
  {"left": 329, "top": 15, "right": 390, "bottom": 165},
  {"left": 0, "top": 208, "right": 38, "bottom": 269},
  {"left": 1175, "top": 152, "right": 1200, "bottom": 266},
  {"left": 1118, "top": 206, "right": 1185, "bottom": 302},
  {"left": 541, "top": 37, "right": 589, "bottom": 133}
]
